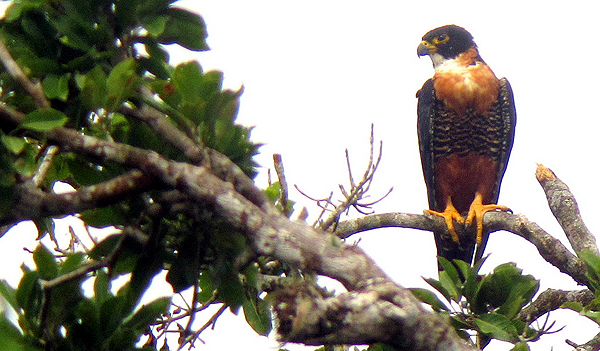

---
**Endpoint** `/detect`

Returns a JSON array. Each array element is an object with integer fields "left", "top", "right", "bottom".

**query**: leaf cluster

[
  {"left": 0, "top": 0, "right": 266, "bottom": 349},
  {"left": 412, "top": 258, "right": 541, "bottom": 350},
  {"left": 0, "top": 244, "right": 169, "bottom": 351},
  {"left": 563, "top": 250, "right": 600, "bottom": 326}
]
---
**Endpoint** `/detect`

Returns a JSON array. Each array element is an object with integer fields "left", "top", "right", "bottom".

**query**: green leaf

[
  {"left": 94, "top": 269, "right": 110, "bottom": 305},
  {"left": 581, "top": 309, "right": 600, "bottom": 324},
  {"left": 218, "top": 271, "right": 245, "bottom": 309},
  {"left": 474, "top": 313, "right": 519, "bottom": 343},
  {"left": 197, "top": 271, "right": 215, "bottom": 304},
  {"left": 89, "top": 234, "right": 122, "bottom": 260},
  {"left": 497, "top": 277, "right": 539, "bottom": 319},
  {"left": 33, "top": 244, "right": 59, "bottom": 280},
  {"left": 438, "top": 257, "right": 461, "bottom": 284},
  {"left": 106, "top": 58, "right": 140, "bottom": 111},
  {"left": 243, "top": 294, "right": 272, "bottom": 336},
  {"left": 73, "top": 299, "right": 101, "bottom": 348},
  {"left": 22, "top": 108, "right": 68, "bottom": 131},
  {"left": 562, "top": 301, "right": 584, "bottom": 312},
  {"left": 1, "top": 135, "right": 27, "bottom": 154},
  {"left": 76, "top": 65, "right": 108, "bottom": 111},
  {"left": 80, "top": 206, "right": 127, "bottom": 228},
  {"left": 16, "top": 271, "right": 42, "bottom": 318},
  {"left": 0, "top": 314, "right": 25, "bottom": 351},
  {"left": 264, "top": 182, "right": 282, "bottom": 203},
  {"left": 424, "top": 277, "right": 452, "bottom": 302},
  {"left": 172, "top": 61, "right": 204, "bottom": 106},
  {"left": 473, "top": 262, "right": 538, "bottom": 318},
  {"left": 0, "top": 280, "right": 19, "bottom": 312},
  {"left": 157, "top": 8, "right": 209, "bottom": 51},
  {"left": 166, "top": 245, "right": 200, "bottom": 293},
  {"left": 142, "top": 15, "right": 169, "bottom": 36},
  {"left": 366, "top": 344, "right": 397, "bottom": 351},
  {"left": 409, "top": 288, "right": 450, "bottom": 312},
  {"left": 580, "top": 249, "right": 600, "bottom": 293},
  {"left": 439, "top": 270, "right": 460, "bottom": 302},
  {"left": 42, "top": 73, "right": 71, "bottom": 101},
  {"left": 100, "top": 295, "right": 128, "bottom": 337},
  {"left": 59, "top": 252, "right": 85, "bottom": 274},
  {"left": 123, "top": 297, "right": 170, "bottom": 331}
]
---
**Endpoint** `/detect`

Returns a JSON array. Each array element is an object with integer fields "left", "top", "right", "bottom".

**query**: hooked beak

[{"left": 417, "top": 40, "right": 436, "bottom": 57}]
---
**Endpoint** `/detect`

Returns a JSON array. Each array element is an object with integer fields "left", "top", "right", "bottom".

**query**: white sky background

[{"left": 2, "top": 1, "right": 600, "bottom": 350}]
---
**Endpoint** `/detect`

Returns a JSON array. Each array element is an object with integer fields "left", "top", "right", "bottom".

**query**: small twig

[
  {"left": 313, "top": 192, "right": 335, "bottom": 227},
  {"left": 318, "top": 124, "right": 390, "bottom": 231},
  {"left": 182, "top": 282, "right": 200, "bottom": 341},
  {"left": 568, "top": 331, "right": 600, "bottom": 351},
  {"left": 0, "top": 38, "right": 50, "bottom": 109},
  {"left": 182, "top": 304, "right": 227, "bottom": 350},
  {"left": 32, "top": 145, "right": 59, "bottom": 187},
  {"left": 273, "top": 154, "right": 290, "bottom": 216},
  {"left": 40, "top": 236, "right": 124, "bottom": 291},
  {"left": 68, "top": 225, "right": 90, "bottom": 253}
]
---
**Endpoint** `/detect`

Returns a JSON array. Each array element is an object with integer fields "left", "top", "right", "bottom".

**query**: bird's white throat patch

[{"left": 429, "top": 53, "right": 446, "bottom": 69}]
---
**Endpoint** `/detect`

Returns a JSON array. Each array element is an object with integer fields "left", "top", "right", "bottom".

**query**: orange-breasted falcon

[{"left": 416, "top": 25, "right": 516, "bottom": 266}]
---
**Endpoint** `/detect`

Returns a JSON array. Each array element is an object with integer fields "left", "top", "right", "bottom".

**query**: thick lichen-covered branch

[
  {"left": 274, "top": 282, "right": 474, "bottom": 351},
  {"left": 517, "top": 288, "right": 594, "bottom": 323},
  {"left": 535, "top": 163, "right": 598, "bottom": 255}
]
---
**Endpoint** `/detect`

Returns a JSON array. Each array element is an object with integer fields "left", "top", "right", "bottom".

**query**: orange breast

[{"left": 433, "top": 48, "right": 500, "bottom": 115}]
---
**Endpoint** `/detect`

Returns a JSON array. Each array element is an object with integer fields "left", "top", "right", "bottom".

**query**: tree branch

[
  {"left": 125, "top": 100, "right": 271, "bottom": 213},
  {"left": 0, "top": 38, "right": 50, "bottom": 109},
  {"left": 517, "top": 288, "right": 594, "bottom": 324},
  {"left": 274, "top": 282, "right": 475, "bottom": 350},
  {"left": 569, "top": 332, "right": 600, "bottom": 351},
  {"left": 536, "top": 163, "right": 598, "bottom": 255},
  {"left": 0, "top": 170, "right": 153, "bottom": 226},
  {"left": 336, "top": 210, "right": 588, "bottom": 287}
]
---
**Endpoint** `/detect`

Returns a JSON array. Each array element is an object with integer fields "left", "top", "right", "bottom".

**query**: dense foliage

[{"left": 0, "top": 0, "right": 264, "bottom": 350}]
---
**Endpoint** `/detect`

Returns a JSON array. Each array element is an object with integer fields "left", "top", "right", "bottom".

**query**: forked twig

[{"left": 297, "top": 124, "right": 391, "bottom": 231}]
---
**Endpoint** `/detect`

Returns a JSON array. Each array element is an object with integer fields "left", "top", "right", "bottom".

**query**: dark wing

[
  {"left": 473, "top": 77, "right": 517, "bottom": 263},
  {"left": 416, "top": 78, "right": 437, "bottom": 210}
]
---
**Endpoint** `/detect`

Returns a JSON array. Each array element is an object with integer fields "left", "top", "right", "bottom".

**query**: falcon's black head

[{"left": 417, "top": 25, "right": 476, "bottom": 60}]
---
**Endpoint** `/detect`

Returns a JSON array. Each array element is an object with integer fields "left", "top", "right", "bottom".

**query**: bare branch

[
  {"left": 0, "top": 38, "right": 50, "bottom": 109},
  {"left": 184, "top": 304, "right": 228, "bottom": 350},
  {"left": 273, "top": 153, "right": 290, "bottom": 215},
  {"left": 32, "top": 145, "right": 59, "bottom": 187},
  {"left": 517, "top": 288, "right": 594, "bottom": 323},
  {"left": 569, "top": 332, "right": 600, "bottom": 351},
  {"left": 536, "top": 163, "right": 598, "bottom": 255},
  {"left": 336, "top": 210, "right": 589, "bottom": 287},
  {"left": 1, "top": 170, "right": 153, "bottom": 226},
  {"left": 125, "top": 101, "right": 271, "bottom": 213}
]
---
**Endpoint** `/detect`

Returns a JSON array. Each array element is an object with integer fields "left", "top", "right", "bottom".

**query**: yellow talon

[
  {"left": 465, "top": 193, "right": 511, "bottom": 243},
  {"left": 425, "top": 198, "right": 464, "bottom": 242}
]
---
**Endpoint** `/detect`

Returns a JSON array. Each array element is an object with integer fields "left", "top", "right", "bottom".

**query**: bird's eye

[{"left": 433, "top": 34, "right": 450, "bottom": 44}]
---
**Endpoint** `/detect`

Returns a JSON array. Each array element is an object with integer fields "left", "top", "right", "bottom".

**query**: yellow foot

[
  {"left": 425, "top": 199, "right": 464, "bottom": 242},
  {"left": 465, "top": 193, "right": 511, "bottom": 243}
]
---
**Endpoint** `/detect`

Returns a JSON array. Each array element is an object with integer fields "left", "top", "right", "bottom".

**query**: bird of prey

[{"left": 416, "top": 25, "right": 516, "bottom": 266}]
